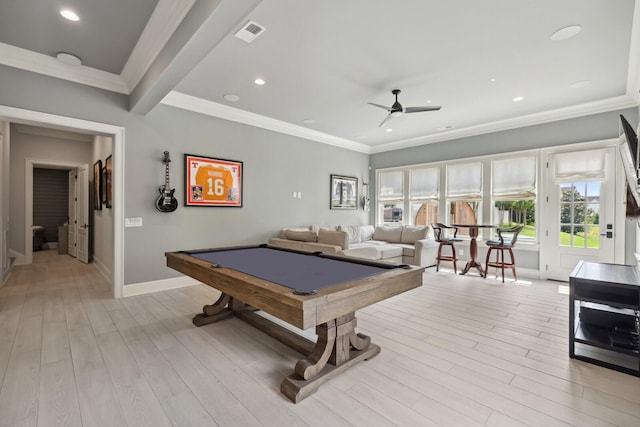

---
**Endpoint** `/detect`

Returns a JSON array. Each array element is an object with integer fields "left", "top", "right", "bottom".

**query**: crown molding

[
  {"left": 0, "top": 43, "right": 129, "bottom": 94},
  {"left": 161, "top": 91, "right": 372, "bottom": 154},
  {"left": 120, "top": 0, "right": 196, "bottom": 92},
  {"left": 369, "top": 95, "right": 639, "bottom": 154}
]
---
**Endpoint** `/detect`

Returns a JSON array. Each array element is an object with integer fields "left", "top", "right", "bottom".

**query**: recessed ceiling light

[
  {"left": 489, "top": 78, "right": 496, "bottom": 83},
  {"left": 223, "top": 94, "right": 240, "bottom": 102},
  {"left": 254, "top": 78, "right": 266, "bottom": 85},
  {"left": 436, "top": 125, "right": 455, "bottom": 131},
  {"left": 56, "top": 52, "right": 81, "bottom": 66},
  {"left": 512, "top": 96, "right": 524, "bottom": 102},
  {"left": 551, "top": 25, "right": 582, "bottom": 41},
  {"left": 425, "top": 100, "right": 432, "bottom": 104},
  {"left": 60, "top": 9, "right": 79, "bottom": 21},
  {"left": 569, "top": 80, "right": 592, "bottom": 89},
  {"left": 302, "top": 119, "right": 315, "bottom": 124},
  {"left": 385, "top": 128, "right": 393, "bottom": 132}
]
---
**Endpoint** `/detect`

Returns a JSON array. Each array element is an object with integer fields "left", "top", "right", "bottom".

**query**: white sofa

[{"left": 268, "top": 224, "right": 438, "bottom": 267}]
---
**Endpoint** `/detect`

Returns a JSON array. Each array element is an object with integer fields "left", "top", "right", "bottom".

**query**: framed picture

[
  {"left": 330, "top": 174, "right": 358, "bottom": 209},
  {"left": 184, "top": 154, "right": 243, "bottom": 207},
  {"left": 105, "top": 155, "right": 113, "bottom": 208},
  {"left": 102, "top": 166, "right": 107, "bottom": 206},
  {"left": 93, "top": 160, "right": 102, "bottom": 210}
]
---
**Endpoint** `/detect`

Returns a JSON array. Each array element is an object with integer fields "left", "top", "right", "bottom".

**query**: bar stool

[
  {"left": 431, "top": 223, "right": 463, "bottom": 273},
  {"left": 484, "top": 224, "right": 524, "bottom": 282}
]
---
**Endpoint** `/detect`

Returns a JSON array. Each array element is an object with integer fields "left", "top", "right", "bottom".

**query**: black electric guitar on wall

[{"left": 156, "top": 151, "right": 178, "bottom": 213}]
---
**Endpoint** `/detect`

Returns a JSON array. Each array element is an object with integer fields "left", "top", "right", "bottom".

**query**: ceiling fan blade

[
  {"left": 368, "top": 102, "right": 391, "bottom": 111},
  {"left": 378, "top": 114, "right": 394, "bottom": 127},
  {"left": 404, "top": 106, "right": 442, "bottom": 113}
]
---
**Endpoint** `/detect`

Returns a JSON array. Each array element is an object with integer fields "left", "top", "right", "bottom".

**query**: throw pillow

[
  {"left": 400, "top": 225, "right": 429, "bottom": 244},
  {"left": 372, "top": 225, "right": 403, "bottom": 243},
  {"left": 279, "top": 226, "right": 310, "bottom": 238},
  {"left": 317, "top": 229, "right": 349, "bottom": 249},
  {"left": 285, "top": 229, "right": 318, "bottom": 242},
  {"left": 338, "top": 225, "right": 361, "bottom": 244},
  {"left": 359, "top": 225, "right": 375, "bottom": 241}
]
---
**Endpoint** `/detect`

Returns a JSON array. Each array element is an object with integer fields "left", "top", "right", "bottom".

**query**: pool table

[{"left": 165, "top": 244, "right": 424, "bottom": 402}]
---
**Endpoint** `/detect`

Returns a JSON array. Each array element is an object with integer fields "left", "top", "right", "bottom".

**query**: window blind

[
  {"left": 410, "top": 167, "right": 439, "bottom": 199},
  {"left": 378, "top": 171, "right": 403, "bottom": 200},
  {"left": 446, "top": 162, "right": 482, "bottom": 200},
  {"left": 492, "top": 156, "right": 536, "bottom": 199},
  {"left": 554, "top": 149, "right": 605, "bottom": 182}
]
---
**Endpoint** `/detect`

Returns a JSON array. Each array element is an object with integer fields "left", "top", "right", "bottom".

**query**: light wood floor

[{"left": 1, "top": 250, "right": 639, "bottom": 426}]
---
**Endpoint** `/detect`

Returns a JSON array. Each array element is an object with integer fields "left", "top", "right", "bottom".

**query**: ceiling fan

[{"left": 369, "top": 89, "right": 441, "bottom": 127}]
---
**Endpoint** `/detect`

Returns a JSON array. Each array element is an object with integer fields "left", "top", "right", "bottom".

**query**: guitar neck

[{"left": 164, "top": 163, "right": 170, "bottom": 190}]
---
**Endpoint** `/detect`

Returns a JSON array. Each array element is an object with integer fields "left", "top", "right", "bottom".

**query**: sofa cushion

[
  {"left": 377, "top": 245, "right": 403, "bottom": 259},
  {"left": 279, "top": 226, "right": 310, "bottom": 238},
  {"left": 359, "top": 225, "right": 375, "bottom": 241},
  {"left": 317, "top": 229, "right": 348, "bottom": 250},
  {"left": 311, "top": 224, "right": 338, "bottom": 233},
  {"left": 372, "top": 226, "right": 403, "bottom": 243},
  {"left": 338, "top": 225, "right": 361, "bottom": 244},
  {"left": 396, "top": 243, "right": 415, "bottom": 257},
  {"left": 401, "top": 226, "right": 429, "bottom": 244},
  {"left": 284, "top": 229, "right": 318, "bottom": 242}
]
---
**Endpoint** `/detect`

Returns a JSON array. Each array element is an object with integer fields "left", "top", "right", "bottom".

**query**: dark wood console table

[{"left": 569, "top": 261, "right": 640, "bottom": 376}]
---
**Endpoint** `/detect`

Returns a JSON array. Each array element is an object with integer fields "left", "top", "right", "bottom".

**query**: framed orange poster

[{"left": 185, "top": 154, "right": 243, "bottom": 207}]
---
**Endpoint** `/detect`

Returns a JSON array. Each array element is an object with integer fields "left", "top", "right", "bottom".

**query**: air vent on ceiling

[{"left": 234, "top": 21, "right": 266, "bottom": 43}]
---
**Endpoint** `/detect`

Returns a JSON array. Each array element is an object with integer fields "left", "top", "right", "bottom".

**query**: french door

[{"left": 544, "top": 147, "right": 618, "bottom": 280}]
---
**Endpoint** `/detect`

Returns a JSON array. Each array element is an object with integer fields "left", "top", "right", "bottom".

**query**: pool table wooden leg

[
  {"left": 192, "top": 293, "right": 234, "bottom": 326},
  {"left": 281, "top": 313, "right": 380, "bottom": 403}
]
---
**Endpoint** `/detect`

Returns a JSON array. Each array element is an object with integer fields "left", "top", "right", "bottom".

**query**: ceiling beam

[{"left": 129, "top": 0, "right": 263, "bottom": 114}]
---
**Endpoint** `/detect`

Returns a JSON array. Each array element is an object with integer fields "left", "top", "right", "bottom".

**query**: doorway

[
  {"left": 25, "top": 160, "right": 90, "bottom": 265},
  {"left": 542, "top": 145, "right": 625, "bottom": 280},
  {"left": 0, "top": 105, "right": 124, "bottom": 298}
]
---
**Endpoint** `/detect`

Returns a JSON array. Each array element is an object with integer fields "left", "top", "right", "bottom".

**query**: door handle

[{"left": 599, "top": 232, "right": 613, "bottom": 238}]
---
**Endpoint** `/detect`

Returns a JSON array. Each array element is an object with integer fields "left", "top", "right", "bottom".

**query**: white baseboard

[
  {"left": 9, "top": 249, "right": 25, "bottom": 265},
  {"left": 123, "top": 275, "right": 200, "bottom": 297}
]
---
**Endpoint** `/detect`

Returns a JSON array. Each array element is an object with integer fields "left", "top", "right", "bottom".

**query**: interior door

[
  {"left": 544, "top": 147, "right": 616, "bottom": 280},
  {"left": 68, "top": 169, "right": 77, "bottom": 257},
  {"left": 76, "top": 165, "right": 89, "bottom": 263}
]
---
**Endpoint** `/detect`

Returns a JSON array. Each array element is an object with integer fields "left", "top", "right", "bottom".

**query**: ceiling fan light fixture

[{"left": 390, "top": 110, "right": 403, "bottom": 117}]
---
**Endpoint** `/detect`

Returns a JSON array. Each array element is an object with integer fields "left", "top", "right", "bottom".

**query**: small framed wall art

[
  {"left": 330, "top": 174, "right": 358, "bottom": 209},
  {"left": 105, "top": 155, "right": 112, "bottom": 208},
  {"left": 184, "top": 154, "right": 243, "bottom": 207},
  {"left": 93, "top": 160, "right": 102, "bottom": 210}
]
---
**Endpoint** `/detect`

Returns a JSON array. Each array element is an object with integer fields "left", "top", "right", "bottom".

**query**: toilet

[{"left": 32, "top": 226, "right": 45, "bottom": 251}]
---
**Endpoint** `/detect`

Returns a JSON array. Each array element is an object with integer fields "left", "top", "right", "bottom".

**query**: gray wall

[
  {"left": 370, "top": 109, "right": 639, "bottom": 170},
  {"left": 0, "top": 65, "right": 369, "bottom": 285}
]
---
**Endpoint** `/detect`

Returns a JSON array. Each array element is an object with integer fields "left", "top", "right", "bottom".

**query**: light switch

[{"left": 125, "top": 217, "right": 143, "bottom": 227}]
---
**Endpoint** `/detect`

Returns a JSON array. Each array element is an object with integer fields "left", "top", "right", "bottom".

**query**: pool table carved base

[
  {"left": 282, "top": 313, "right": 380, "bottom": 403},
  {"left": 193, "top": 294, "right": 380, "bottom": 403}
]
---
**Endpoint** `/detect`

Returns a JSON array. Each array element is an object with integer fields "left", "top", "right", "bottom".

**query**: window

[
  {"left": 491, "top": 156, "right": 536, "bottom": 240},
  {"left": 446, "top": 163, "right": 482, "bottom": 234},
  {"left": 554, "top": 149, "right": 606, "bottom": 249},
  {"left": 378, "top": 171, "right": 404, "bottom": 225},
  {"left": 410, "top": 167, "right": 439, "bottom": 226},
  {"left": 560, "top": 182, "right": 601, "bottom": 248}
]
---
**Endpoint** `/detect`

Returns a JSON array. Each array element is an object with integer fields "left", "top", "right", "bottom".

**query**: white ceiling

[{"left": 1, "top": 0, "right": 639, "bottom": 153}]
